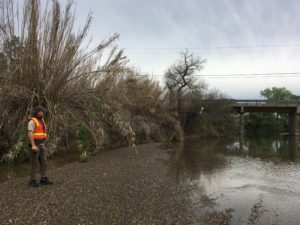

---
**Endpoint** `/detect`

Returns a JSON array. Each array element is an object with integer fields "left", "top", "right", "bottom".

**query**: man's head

[{"left": 33, "top": 106, "right": 46, "bottom": 119}]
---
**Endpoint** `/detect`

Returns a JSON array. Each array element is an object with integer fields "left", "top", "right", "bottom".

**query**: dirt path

[{"left": 0, "top": 143, "right": 190, "bottom": 225}]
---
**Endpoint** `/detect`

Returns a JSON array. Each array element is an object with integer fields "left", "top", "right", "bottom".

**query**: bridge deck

[
  {"left": 234, "top": 99, "right": 300, "bottom": 105},
  {"left": 233, "top": 99, "right": 300, "bottom": 113}
]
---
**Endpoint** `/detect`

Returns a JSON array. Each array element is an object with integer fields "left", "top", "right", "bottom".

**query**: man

[{"left": 28, "top": 106, "right": 53, "bottom": 187}]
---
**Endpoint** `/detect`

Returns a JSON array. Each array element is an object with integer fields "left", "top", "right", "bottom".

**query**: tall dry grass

[
  {"left": 0, "top": 0, "right": 126, "bottom": 160},
  {"left": 0, "top": 0, "right": 181, "bottom": 162}
]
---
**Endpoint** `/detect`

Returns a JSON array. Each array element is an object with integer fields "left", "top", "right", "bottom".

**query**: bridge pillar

[
  {"left": 288, "top": 111, "right": 298, "bottom": 136},
  {"left": 239, "top": 133, "right": 245, "bottom": 151},
  {"left": 239, "top": 107, "right": 244, "bottom": 136}
]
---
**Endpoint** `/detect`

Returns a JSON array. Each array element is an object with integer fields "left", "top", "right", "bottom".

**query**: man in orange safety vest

[{"left": 28, "top": 106, "right": 53, "bottom": 187}]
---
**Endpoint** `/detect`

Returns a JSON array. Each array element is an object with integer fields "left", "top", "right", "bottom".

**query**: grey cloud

[{"left": 61, "top": 0, "right": 300, "bottom": 98}]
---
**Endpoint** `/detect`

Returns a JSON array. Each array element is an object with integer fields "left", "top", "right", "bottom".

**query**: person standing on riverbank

[{"left": 27, "top": 106, "right": 53, "bottom": 188}]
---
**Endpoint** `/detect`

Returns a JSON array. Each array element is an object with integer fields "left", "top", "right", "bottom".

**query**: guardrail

[{"left": 234, "top": 99, "right": 300, "bottom": 105}]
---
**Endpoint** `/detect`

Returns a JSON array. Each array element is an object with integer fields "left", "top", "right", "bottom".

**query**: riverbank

[
  {"left": 0, "top": 143, "right": 191, "bottom": 225},
  {"left": 2, "top": 136, "right": 298, "bottom": 225}
]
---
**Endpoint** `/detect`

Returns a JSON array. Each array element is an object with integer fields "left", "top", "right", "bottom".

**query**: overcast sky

[{"left": 62, "top": 0, "right": 300, "bottom": 98}]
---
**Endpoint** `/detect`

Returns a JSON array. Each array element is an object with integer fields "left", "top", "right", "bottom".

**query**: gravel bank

[{"left": 0, "top": 143, "right": 191, "bottom": 225}]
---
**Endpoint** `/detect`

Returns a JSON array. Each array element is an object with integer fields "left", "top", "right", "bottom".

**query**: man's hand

[{"left": 31, "top": 145, "right": 38, "bottom": 153}]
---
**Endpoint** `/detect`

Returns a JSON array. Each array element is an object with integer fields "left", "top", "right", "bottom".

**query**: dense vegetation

[{"left": 0, "top": 0, "right": 236, "bottom": 163}]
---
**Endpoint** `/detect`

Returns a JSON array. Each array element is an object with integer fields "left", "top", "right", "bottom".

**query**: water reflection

[
  {"left": 226, "top": 136, "right": 300, "bottom": 161},
  {"left": 167, "top": 136, "right": 300, "bottom": 225},
  {"left": 168, "top": 136, "right": 300, "bottom": 184},
  {"left": 168, "top": 139, "right": 228, "bottom": 184}
]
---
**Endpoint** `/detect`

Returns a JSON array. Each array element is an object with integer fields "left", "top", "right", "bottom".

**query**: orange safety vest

[{"left": 31, "top": 117, "right": 47, "bottom": 140}]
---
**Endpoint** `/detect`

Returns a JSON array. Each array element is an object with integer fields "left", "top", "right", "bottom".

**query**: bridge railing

[{"left": 234, "top": 99, "right": 300, "bottom": 105}]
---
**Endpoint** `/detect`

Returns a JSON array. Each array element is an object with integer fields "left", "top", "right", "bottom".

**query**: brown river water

[{"left": 167, "top": 136, "right": 300, "bottom": 225}]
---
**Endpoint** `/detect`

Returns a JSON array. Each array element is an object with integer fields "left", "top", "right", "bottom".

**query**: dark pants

[{"left": 29, "top": 144, "right": 47, "bottom": 181}]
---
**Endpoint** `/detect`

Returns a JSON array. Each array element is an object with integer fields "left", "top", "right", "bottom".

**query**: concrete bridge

[{"left": 233, "top": 99, "right": 300, "bottom": 136}]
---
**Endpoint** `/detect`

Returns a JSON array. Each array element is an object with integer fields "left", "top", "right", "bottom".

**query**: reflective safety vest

[{"left": 31, "top": 117, "right": 47, "bottom": 140}]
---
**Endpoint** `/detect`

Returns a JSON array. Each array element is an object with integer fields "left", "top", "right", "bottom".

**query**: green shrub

[{"left": 76, "top": 122, "right": 92, "bottom": 162}]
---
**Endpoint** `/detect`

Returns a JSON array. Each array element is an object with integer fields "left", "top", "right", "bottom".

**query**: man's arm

[
  {"left": 28, "top": 120, "right": 38, "bottom": 152},
  {"left": 28, "top": 131, "right": 37, "bottom": 147}
]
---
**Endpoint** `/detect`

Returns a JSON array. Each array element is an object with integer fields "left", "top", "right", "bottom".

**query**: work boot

[
  {"left": 40, "top": 177, "right": 53, "bottom": 185},
  {"left": 28, "top": 180, "right": 39, "bottom": 188}
]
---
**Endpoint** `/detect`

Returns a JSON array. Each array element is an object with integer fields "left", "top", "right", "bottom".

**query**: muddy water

[{"left": 168, "top": 136, "right": 300, "bottom": 225}]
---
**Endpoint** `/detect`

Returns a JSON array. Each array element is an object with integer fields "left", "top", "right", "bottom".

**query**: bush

[
  {"left": 76, "top": 122, "right": 92, "bottom": 162},
  {"left": 171, "top": 88, "right": 237, "bottom": 137}
]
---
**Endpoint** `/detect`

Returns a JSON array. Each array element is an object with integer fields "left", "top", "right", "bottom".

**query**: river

[{"left": 167, "top": 136, "right": 300, "bottom": 225}]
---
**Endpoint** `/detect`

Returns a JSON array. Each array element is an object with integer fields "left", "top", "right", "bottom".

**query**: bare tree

[{"left": 165, "top": 50, "right": 206, "bottom": 117}]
